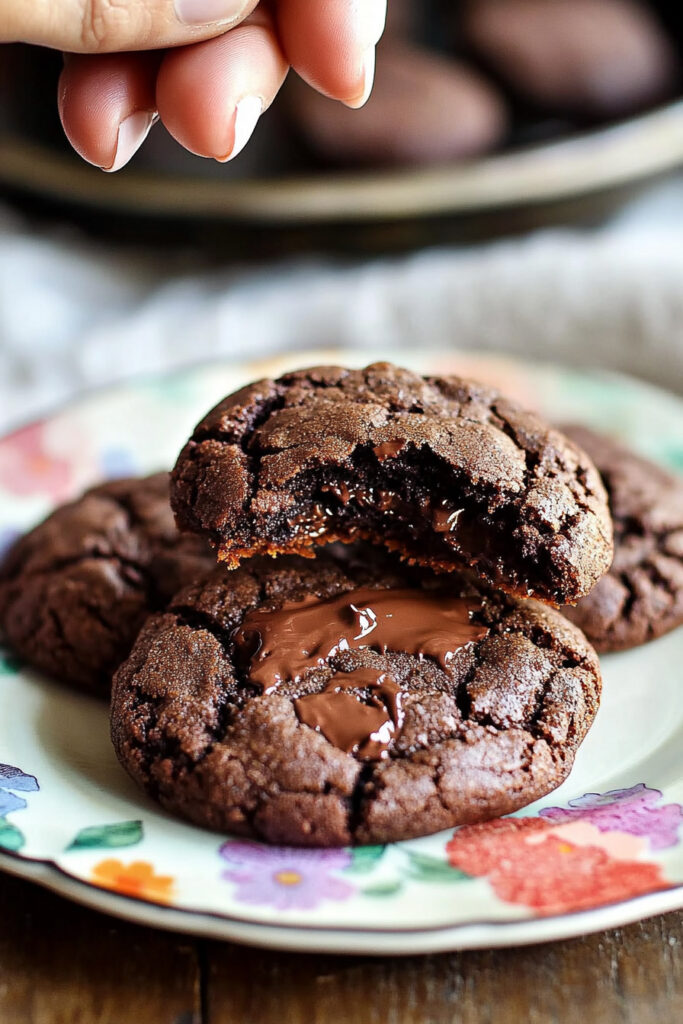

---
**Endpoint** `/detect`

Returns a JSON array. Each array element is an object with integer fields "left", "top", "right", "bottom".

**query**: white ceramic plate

[{"left": 0, "top": 349, "right": 681, "bottom": 955}]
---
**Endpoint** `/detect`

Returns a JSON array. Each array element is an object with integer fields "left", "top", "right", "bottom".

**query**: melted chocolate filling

[
  {"left": 233, "top": 584, "right": 489, "bottom": 758},
  {"left": 294, "top": 668, "right": 403, "bottom": 760},
  {"left": 257, "top": 447, "right": 563, "bottom": 601},
  {"left": 233, "top": 585, "right": 488, "bottom": 693}
]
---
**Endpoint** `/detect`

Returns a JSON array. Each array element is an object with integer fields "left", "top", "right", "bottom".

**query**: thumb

[{"left": 1, "top": 0, "right": 259, "bottom": 53}]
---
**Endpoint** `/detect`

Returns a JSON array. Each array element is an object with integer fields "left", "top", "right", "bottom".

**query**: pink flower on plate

[
  {"left": 446, "top": 817, "right": 670, "bottom": 917},
  {"left": 526, "top": 821, "right": 647, "bottom": 861},
  {"left": 0, "top": 423, "right": 72, "bottom": 500},
  {"left": 220, "top": 840, "right": 354, "bottom": 910},
  {"left": 539, "top": 784, "right": 683, "bottom": 850}
]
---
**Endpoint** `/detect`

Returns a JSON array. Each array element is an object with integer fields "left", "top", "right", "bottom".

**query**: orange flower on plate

[{"left": 91, "top": 859, "right": 175, "bottom": 905}]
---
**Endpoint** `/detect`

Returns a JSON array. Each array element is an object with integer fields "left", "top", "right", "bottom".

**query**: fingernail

[
  {"left": 345, "top": 47, "right": 376, "bottom": 109},
  {"left": 218, "top": 95, "right": 263, "bottom": 162},
  {"left": 362, "top": 0, "right": 387, "bottom": 47},
  {"left": 174, "top": 0, "right": 247, "bottom": 26},
  {"left": 103, "top": 111, "right": 156, "bottom": 173}
]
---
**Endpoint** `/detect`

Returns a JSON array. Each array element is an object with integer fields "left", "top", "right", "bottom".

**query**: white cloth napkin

[{"left": 1, "top": 177, "right": 682, "bottom": 432}]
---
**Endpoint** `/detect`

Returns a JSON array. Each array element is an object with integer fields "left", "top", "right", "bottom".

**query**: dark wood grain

[
  {"left": 0, "top": 870, "right": 680, "bottom": 1024},
  {"left": 0, "top": 872, "right": 201, "bottom": 1024},
  {"left": 205, "top": 912, "right": 683, "bottom": 1024}
]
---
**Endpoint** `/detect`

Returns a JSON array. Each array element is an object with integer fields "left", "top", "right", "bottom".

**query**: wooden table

[{"left": 0, "top": 872, "right": 680, "bottom": 1023}]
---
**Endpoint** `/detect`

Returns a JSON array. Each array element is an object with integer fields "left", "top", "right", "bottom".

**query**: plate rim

[
  {"left": 2, "top": 348, "right": 683, "bottom": 441},
  {"left": 1, "top": 849, "right": 681, "bottom": 955},
  {"left": 1, "top": 102, "right": 682, "bottom": 224}
]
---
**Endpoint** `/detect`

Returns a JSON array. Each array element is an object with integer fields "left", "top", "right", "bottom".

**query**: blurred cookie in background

[
  {"left": 286, "top": 41, "right": 509, "bottom": 167},
  {"left": 286, "top": 0, "right": 679, "bottom": 169},
  {"left": 462, "top": 0, "right": 679, "bottom": 119}
]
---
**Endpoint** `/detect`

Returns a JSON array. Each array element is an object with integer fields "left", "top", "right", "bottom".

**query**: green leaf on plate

[
  {"left": 67, "top": 820, "right": 143, "bottom": 851},
  {"left": 0, "top": 820, "right": 25, "bottom": 851},
  {"left": 0, "top": 652, "right": 20, "bottom": 676},
  {"left": 346, "top": 844, "right": 386, "bottom": 874},
  {"left": 405, "top": 851, "right": 471, "bottom": 883},
  {"left": 659, "top": 443, "right": 683, "bottom": 473},
  {"left": 360, "top": 879, "right": 403, "bottom": 897}
]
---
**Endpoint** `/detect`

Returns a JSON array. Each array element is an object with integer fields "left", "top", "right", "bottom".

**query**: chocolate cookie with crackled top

[
  {"left": 111, "top": 549, "right": 602, "bottom": 846},
  {"left": 0, "top": 473, "right": 214, "bottom": 695},
  {"left": 562, "top": 425, "right": 683, "bottom": 652},
  {"left": 170, "top": 362, "right": 613, "bottom": 605}
]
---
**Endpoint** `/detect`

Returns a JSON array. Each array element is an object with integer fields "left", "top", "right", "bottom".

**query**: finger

[
  {"left": 276, "top": 0, "right": 387, "bottom": 107},
  {"left": 58, "top": 52, "right": 159, "bottom": 171},
  {"left": 2, "top": 0, "right": 259, "bottom": 53},
  {"left": 156, "top": 7, "right": 288, "bottom": 161},
  {"left": 288, "top": 42, "right": 508, "bottom": 166}
]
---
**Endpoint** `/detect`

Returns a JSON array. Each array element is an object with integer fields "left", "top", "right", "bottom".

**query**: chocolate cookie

[
  {"left": 0, "top": 474, "right": 214, "bottom": 694},
  {"left": 111, "top": 550, "right": 601, "bottom": 846},
  {"left": 462, "top": 0, "right": 678, "bottom": 119},
  {"left": 562, "top": 425, "right": 683, "bottom": 652},
  {"left": 171, "top": 362, "right": 613, "bottom": 605},
  {"left": 288, "top": 42, "right": 508, "bottom": 167}
]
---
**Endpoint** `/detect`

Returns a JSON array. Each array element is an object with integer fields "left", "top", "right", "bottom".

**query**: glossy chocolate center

[
  {"left": 294, "top": 668, "right": 403, "bottom": 759},
  {"left": 233, "top": 585, "right": 489, "bottom": 693}
]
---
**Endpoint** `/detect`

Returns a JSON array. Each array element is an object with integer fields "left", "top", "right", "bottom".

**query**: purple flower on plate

[
  {"left": 0, "top": 764, "right": 39, "bottom": 818},
  {"left": 540, "top": 784, "right": 682, "bottom": 850},
  {"left": 0, "top": 527, "right": 20, "bottom": 561},
  {"left": 0, "top": 765, "right": 39, "bottom": 792},
  {"left": 0, "top": 790, "right": 26, "bottom": 817},
  {"left": 100, "top": 447, "right": 138, "bottom": 480},
  {"left": 219, "top": 840, "right": 354, "bottom": 910}
]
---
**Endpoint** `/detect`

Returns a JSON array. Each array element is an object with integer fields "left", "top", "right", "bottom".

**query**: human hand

[{"left": 1, "top": 0, "right": 386, "bottom": 171}]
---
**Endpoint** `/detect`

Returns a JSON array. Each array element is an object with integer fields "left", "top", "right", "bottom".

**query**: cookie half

[
  {"left": 171, "top": 362, "right": 612, "bottom": 605},
  {"left": 111, "top": 550, "right": 601, "bottom": 846},
  {"left": 0, "top": 473, "right": 214, "bottom": 694},
  {"left": 562, "top": 425, "right": 683, "bottom": 652}
]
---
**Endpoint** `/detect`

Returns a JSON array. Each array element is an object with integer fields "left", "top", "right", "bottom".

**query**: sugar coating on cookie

[
  {"left": 111, "top": 551, "right": 602, "bottom": 846},
  {"left": 562, "top": 425, "right": 683, "bottom": 652},
  {"left": 0, "top": 473, "right": 213, "bottom": 694},
  {"left": 171, "top": 362, "right": 613, "bottom": 605}
]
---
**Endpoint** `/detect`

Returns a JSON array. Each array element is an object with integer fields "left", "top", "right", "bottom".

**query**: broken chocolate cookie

[{"left": 171, "top": 362, "right": 613, "bottom": 605}]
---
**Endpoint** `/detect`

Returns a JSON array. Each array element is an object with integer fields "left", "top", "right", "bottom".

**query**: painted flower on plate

[
  {"left": 100, "top": 446, "right": 138, "bottom": 480},
  {"left": 0, "top": 764, "right": 39, "bottom": 816},
  {"left": 220, "top": 841, "right": 354, "bottom": 910},
  {"left": 0, "top": 765, "right": 39, "bottom": 850},
  {"left": 446, "top": 816, "right": 670, "bottom": 917},
  {"left": 91, "top": 859, "right": 175, "bottom": 904},
  {"left": 0, "top": 527, "right": 20, "bottom": 561},
  {"left": 539, "top": 784, "right": 682, "bottom": 850},
  {"left": 0, "top": 423, "right": 72, "bottom": 500},
  {"left": 0, "top": 790, "right": 28, "bottom": 817},
  {"left": 0, "top": 651, "right": 20, "bottom": 676}
]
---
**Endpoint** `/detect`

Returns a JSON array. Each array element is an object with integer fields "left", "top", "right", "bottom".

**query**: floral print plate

[{"left": 0, "top": 349, "right": 682, "bottom": 955}]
